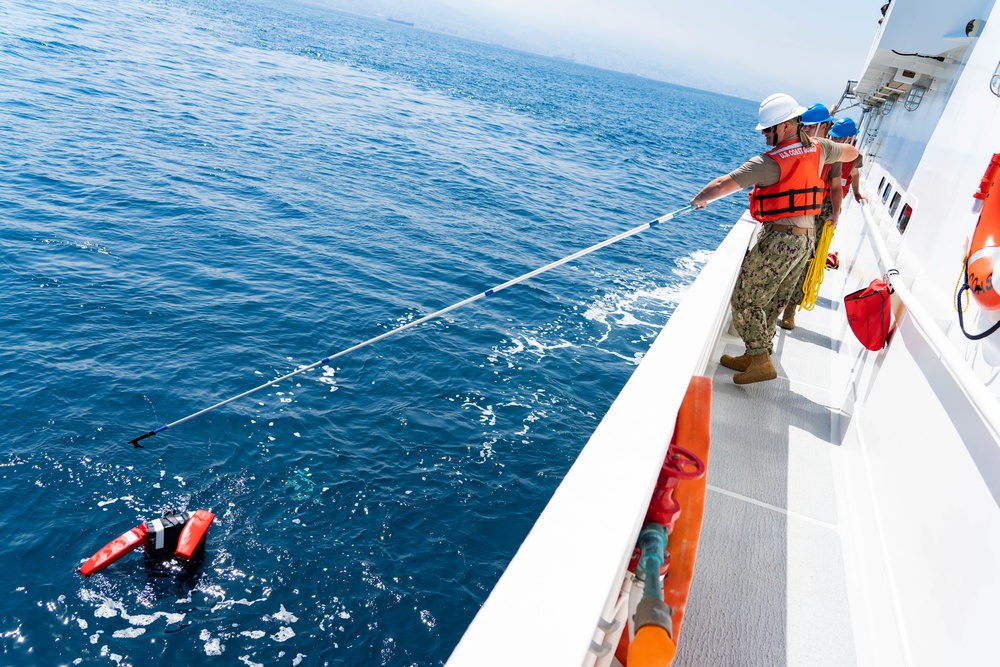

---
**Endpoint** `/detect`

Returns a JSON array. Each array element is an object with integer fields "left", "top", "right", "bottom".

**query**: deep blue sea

[{"left": 1, "top": 0, "right": 757, "bottom": 664}]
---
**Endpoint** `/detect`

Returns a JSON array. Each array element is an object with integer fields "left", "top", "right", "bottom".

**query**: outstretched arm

[{"left": 690, "top": 175, "right": 742, "bottom": 209}]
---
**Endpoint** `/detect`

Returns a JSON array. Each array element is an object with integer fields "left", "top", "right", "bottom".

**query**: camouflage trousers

[
  {"left": 786, "top": 199, "right": 834, "bottom": 309},
  {"left": 731, "top": 229, "right": 813, "bottom": 355}
]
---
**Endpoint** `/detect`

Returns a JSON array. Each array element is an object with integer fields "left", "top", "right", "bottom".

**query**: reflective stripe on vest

[{"left": 748, "top": 139, "right": 825, "bottom": 222}]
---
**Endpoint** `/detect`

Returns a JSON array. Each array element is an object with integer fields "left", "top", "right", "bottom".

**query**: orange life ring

[{"left": 969, "top": 154, "right": 1000, "bottom": 309}]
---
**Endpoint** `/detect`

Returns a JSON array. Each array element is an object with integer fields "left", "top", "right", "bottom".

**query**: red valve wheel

[{"left": 660, "top": 445, "right": 706, "bottom": 480}]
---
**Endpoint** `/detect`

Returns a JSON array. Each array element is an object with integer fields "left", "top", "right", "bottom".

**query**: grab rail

[{"left": 859, "top": 203, "right": 1000, "bottom": 441}]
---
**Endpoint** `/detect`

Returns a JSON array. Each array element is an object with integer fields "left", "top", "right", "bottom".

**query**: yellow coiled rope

[{"left": 799, "top": 220, "right": 835, "bottom": 311}]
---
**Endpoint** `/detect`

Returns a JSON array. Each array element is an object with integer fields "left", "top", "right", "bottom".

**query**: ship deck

[{"left": 674, "top": 263, "right": 868, "bottom": 666}]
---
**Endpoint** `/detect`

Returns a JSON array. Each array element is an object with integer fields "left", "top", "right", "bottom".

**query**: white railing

[
  {"left": 446, "top": 215, "right": 757, "bottom": 666},
  {"left": 860, "top": 202, "right": 1000, "bottom": 440}
]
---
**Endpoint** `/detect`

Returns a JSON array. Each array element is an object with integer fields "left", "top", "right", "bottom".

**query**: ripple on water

[{"left": 0, "top": 0, "right": 755, "bottom": 663}]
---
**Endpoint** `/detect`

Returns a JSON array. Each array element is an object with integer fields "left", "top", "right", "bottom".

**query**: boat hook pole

[{"left": 128, "top": 204, "right": 702, "bottom": 448}]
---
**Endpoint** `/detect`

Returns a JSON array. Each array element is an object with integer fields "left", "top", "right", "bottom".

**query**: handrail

[
  {"left": 857, "top": 201, "right": 896, "bottom": 274},
  {"left": 859, "top": 202, "right": 1000, "bottom": 441}
]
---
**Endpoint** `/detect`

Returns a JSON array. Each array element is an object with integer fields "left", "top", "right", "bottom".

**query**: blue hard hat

[
  {"left": 829, "top": 117, "right": 859, "bottom": 138},
  {"left": 801, "top": 103, "right": 835, "bottom": 125}
]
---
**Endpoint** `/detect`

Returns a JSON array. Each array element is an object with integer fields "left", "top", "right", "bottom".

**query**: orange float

[
  {"left": 78, "top": 523, "right": 149, "bottom": 577},
  {"left": 660, "top": 376, "right": 711, "bottom": 644},
  {"left": 175, "top": 510, "right": 216, "bottom": 561},
  {"left": 614, "top": 375, "right": 712, "bottom": 666},
  {"left": 79, "top": 509, "right": 215, "bottom": 577}
]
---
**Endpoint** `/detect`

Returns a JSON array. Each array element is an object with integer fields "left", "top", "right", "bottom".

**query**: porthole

[
  {"left": 889, "top": 192, "right": 902, "bottom": 216},
  {"left": 897, "top": 203, "right": 913, "bottom": 234},
  {"left": 882, "top": 185, "right": 893, "bottom": 204},
  {"left": 878, "top": 176, "right": 886, "bottom": 194}
]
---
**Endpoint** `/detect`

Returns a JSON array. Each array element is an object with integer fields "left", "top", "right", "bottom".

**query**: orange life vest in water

[{"left": 748, "top": 139, "right": 825, "bottom": 222}]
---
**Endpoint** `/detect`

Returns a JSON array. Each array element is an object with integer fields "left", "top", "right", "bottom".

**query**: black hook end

[{"left": 128, "top": 431, "right": 155, "bottom": 448}]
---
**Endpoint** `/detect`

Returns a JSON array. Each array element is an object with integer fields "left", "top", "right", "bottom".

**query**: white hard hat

[{"left": 755, "top": 93, "right": 808, "bottom": 131}]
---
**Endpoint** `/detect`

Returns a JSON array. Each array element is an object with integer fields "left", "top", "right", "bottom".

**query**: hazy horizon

[{"left": 300, "top": 0, "right": 881, "bottom": 105}]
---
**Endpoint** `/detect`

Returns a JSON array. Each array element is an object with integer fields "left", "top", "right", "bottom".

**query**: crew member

[
  {"left": 690, "top": 93, "right": 860, "bottom": 384},
  {"left": 802, "top": 102, "right": 836, "bottom": 140},
  {"left": 829, "top": 117, "right": 866, "bottom": 203},
  {"left": 779, "top": 103, "right": 842, "bottom": 330}
]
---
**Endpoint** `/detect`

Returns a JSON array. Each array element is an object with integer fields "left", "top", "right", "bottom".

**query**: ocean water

[{"left": 0, "top": 0, "right": 757, "bottom": 664}]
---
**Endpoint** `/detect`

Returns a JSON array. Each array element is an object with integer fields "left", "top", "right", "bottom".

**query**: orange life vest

[
  {"left": 748, "top": 139, "right": 825, "bottom": 222},
  {"left": 840, "top": 157, "right": 859, "bottom": 196}
]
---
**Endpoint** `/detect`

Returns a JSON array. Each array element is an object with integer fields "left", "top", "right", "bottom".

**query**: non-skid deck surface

[{"left": 673, "top": 269, "right": 859, "bottom": 667}]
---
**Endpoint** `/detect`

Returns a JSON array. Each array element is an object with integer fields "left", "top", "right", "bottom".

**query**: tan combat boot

[
  {"left": 733, "top": 353, "right": 777, "bottom": 385},
  {"left": 720, "top": 353, "right": 752, "bottom": 372},
  {"left": 778, "top": 303, "right": 796, "bottom": 330}
]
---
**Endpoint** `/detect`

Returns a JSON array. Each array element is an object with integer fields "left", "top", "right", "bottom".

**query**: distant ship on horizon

[{"left": 387, "top": 18, "right": 414, "bottom": 27}]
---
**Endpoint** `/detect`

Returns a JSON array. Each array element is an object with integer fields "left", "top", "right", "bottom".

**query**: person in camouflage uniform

[
  {"left": 730, "top": 228, "right": 812, "bottom": 359},
  {"left": 690, "top": 94, "right": 859, "bottom": 384}
]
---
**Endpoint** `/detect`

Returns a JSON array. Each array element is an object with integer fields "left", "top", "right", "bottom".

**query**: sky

[{"left": 313, "top": 0, "right": 884, "bottom": 104}]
